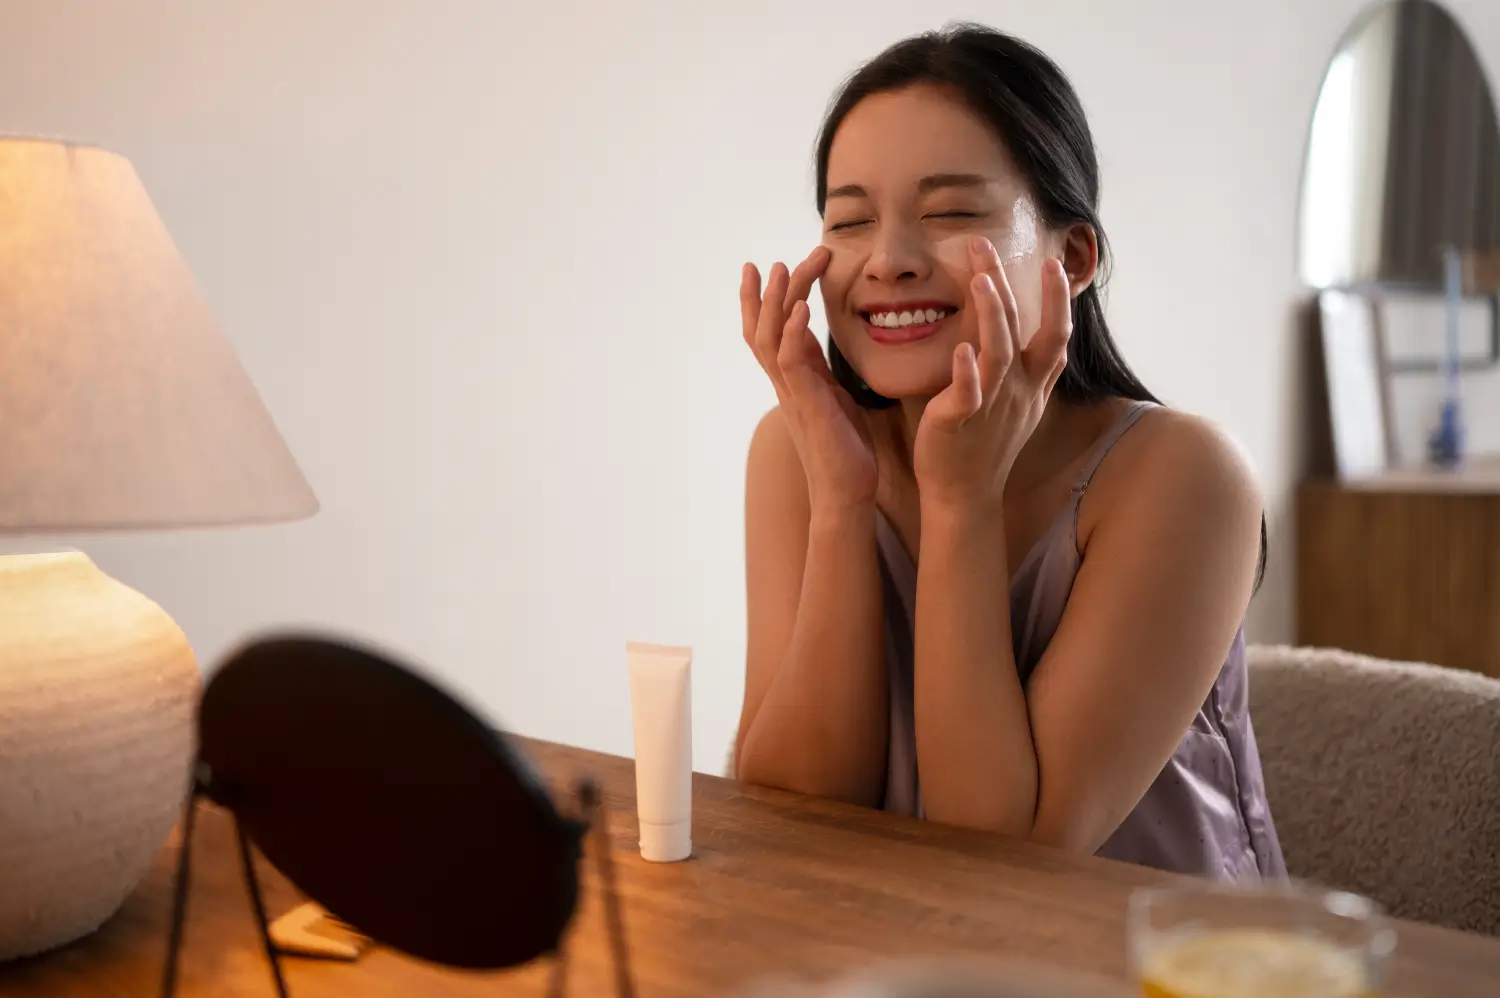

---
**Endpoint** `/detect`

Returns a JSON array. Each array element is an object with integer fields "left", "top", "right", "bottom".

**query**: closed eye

[{"left": 828, "top": 210, "right": 986, "bottom": 232}]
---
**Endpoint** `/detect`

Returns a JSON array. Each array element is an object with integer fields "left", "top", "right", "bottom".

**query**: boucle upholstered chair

[{"left": 1247, "top": 644, "right": 1500, "bottom": 935}]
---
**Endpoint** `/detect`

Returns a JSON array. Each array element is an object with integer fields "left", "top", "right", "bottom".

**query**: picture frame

[{"left": 1315, "top": 289, "right": 1398, "bottom": 479}]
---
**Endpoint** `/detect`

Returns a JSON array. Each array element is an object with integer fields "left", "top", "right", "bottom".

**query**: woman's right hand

[{"left": 742, "top": 246, "right": 878, "bottom": 514}]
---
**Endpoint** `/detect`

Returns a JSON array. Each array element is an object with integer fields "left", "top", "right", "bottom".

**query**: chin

[{"left": 840, "top": 343, "right": 956, "bottom": 402}]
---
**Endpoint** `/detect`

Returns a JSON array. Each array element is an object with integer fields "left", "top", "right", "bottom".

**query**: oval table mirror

[{"left": 160, "top": 632, "right": 633, "bottom": 998}]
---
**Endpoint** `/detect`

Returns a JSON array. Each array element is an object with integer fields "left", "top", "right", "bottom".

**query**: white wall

[{"left": 4, "top": 0, "right": 1498, "bottom": 774}]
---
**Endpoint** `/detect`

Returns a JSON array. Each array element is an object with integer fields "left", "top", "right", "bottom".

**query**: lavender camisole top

[{"left": 875, "top": 401, "right": 1287, "bottom": 881}]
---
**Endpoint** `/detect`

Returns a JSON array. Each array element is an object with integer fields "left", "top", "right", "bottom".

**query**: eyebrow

[{"left": 825, "top": 172, "right": 994, "bottom": 200}]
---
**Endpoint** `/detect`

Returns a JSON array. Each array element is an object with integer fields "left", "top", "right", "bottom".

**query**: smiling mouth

[
  {"left": 859, "top": 306, "right": 957, "bottom": 343},
  {"left": 863, "top": 306, "right": 954, "bottom": 328}
]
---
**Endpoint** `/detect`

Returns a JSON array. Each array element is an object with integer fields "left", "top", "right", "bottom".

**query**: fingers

[
  {"left": 746, "top": 248, "right": 834, "bottom": 400},
  {"left": 967, "top": 238, "right": 1016, "bottom": 389},
  {"left": 970, "top": 272, "right": 1010, "bottom": 391},
  {"left": 952, "top": 342, "right": 982, "bottom": 416},
  {"left": 1042, "top": 348, "right": 1068, "bottom": 399},
  {"left": 1025, "top": 257, "right": 1074, "bottom": 382},
  {"left": 740, "top": 263, "right": 763, "bottom": 347},
  {"left": 777, "top": 301, "right": 836, "bottom": 396},
  {"left": 926, "top": 342, "right": 984, "bottom": 430},
  {"left": 996, "top": 263, "right": 1021, "bottom": 356},
  {"left": 749, "top": 261, "right": 791, "bottom": 380},
  {"left": 783, "top": 245, "right": 831, "bottom": 313}
]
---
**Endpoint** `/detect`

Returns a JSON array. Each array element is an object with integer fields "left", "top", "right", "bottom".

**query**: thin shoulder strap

[{"left": 1073, "top": 401, "right": 1156, "bottom": 493}]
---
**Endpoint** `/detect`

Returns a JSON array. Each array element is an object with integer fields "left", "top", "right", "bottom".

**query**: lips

[{"left": 858, "top": 301, "right": 959, "bottom": 345}]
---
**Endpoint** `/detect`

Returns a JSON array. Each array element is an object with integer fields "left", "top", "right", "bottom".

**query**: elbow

[
  {"left": 926, "top": 796, "right": 1037, "bottom": 838},
  {"left": 738, "top": 767, "right": 879, "bottom": 808},
  {"left": 928, "top": 793, "right": 1111, "bottom": 854},
  {"left": 734, "top": 730, "right": 883, "bottom": 808},
  {"left": 1025, "top": 796, "right": 1112, "bottom": 855},
  {"left": 1026, "top": 820, "right": 1086, "bottom": 853},
  {"left": 922, "top": 766, "right": 1039, "bottom": 838}
]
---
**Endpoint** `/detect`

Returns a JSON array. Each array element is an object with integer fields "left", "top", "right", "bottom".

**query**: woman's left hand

[{"left": 913, "top": 237, "right": 1072, "bottom": 512}]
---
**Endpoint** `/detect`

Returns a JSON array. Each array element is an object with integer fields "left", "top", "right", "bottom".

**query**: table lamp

[{"left": 0, "top": 137, "right": 318, "bottom": 960}]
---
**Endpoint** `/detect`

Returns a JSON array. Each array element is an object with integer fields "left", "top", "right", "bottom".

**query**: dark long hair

[{"left": 814, "top": 23, "right": 1266, "bottom": 590}]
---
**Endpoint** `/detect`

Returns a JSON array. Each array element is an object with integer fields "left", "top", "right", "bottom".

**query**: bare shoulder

[
  {"left": 746, "top": 406, "right": 810, "bottom": 516},
  {"left": 1083, "top": 406, "right": 1262, "bottom": 547},
  {"left": 749, "top": 405, "right": 793, "bottom": 457},
  {"left": 1122, "top": 407, "right": 1260, "bottom": 500}
]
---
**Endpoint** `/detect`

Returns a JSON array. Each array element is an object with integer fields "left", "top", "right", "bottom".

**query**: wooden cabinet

[{"left": 1297, "top": 458, "right": 1500, "bottom": 678}]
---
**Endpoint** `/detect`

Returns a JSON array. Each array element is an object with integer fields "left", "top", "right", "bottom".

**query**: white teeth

[{"left": 868, "top": 308, "right": 949, "bottom": 329}]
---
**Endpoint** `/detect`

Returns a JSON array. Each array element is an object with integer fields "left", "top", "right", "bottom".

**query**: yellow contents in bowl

[{"left": 1140, "top": 928, "right": 1372, "bottom": 998}]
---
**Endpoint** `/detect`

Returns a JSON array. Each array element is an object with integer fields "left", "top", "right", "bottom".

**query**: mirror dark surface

[{"left": 196, "top": 633, "right": 586, "bottom": 971}]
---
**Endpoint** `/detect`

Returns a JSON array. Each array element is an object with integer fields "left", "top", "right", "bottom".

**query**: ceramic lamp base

[{"left": 0, "top": 551, "right": 200, "bottom": 960}]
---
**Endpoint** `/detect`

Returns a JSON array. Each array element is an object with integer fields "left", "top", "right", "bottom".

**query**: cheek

[
  {"left": 938, "top": 198, "right": 1043, "bottom": 294},
  {"left": 819, "top": 232, "right": 863, "bottom": 269},
  {"left": 932, "top": 233, "right": 1037, "bottom": 333},
  {"left": 1010, "top": 283, "right": 1047, "bottom": 349},
  {"left": 932, "top": 232, "right": 974, "bottom": 278},
  {"left": 818, "top": 240, "right": 863, "bottom": 315},
  {"left": 932, "top": 228, "right": 1037, "bottom": 286}
]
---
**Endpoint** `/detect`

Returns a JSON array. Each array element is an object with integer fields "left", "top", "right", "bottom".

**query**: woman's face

[{"left": 819, "top": 84, "right": 1089, "bottom": 402}]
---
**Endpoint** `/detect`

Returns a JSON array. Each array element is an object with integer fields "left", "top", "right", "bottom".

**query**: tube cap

[{"left": 638, "top": 819, "right": 691, "bottom": 863}]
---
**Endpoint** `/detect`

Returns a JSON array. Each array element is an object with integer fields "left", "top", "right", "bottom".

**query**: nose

[{"left": 863, "top": 221, "right": 931, "bottom": 285}]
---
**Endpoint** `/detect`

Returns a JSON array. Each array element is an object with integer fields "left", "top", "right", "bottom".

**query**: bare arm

[
  {"left": 1023, "top": 414, "right": 1262, "bottom": 852},
  {"left": 734, "top": 408, "right": 888, "bottom": 806},
  {"left": 914, "top": 500, "right": 1036, "bottom": 831},
  {"left": 908, "top": 244, "right": 1259, "bottom": 845},
  {"left": 908, "top": 246, "right": 1061, "bottom": 831},
  {"left": 915, "top": 412, "right": 1263, "bottom": 850}
]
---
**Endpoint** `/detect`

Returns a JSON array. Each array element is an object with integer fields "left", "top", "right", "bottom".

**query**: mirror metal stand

[{"left": 161, "top": 773, "right": 636, "bottom": 998}]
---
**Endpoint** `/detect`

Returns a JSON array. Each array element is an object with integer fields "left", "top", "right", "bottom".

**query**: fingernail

[{"left": 969, "top": 235, "right": 988, "bottom": 255}]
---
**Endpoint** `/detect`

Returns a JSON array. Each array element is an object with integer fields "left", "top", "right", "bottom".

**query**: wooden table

[{"left": 5, "top": 740, "right": 1500, "bottom": 996}]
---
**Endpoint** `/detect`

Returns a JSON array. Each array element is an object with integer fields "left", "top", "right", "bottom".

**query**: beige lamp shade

[
  {"left": 0, "top": 138, "right": 317, "bottom": 531},
  {"left": 0, "top": 138, "right": 316, "bottom": 960}
]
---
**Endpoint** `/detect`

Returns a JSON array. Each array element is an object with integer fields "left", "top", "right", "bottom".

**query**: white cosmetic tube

[{"left": 625, "top": 641, "right": 693, "bottom": 862}]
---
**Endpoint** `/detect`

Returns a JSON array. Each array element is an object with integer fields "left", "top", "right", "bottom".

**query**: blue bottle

[{"left": 1427, "top": 246, "right": 1466, "bottom": 468}]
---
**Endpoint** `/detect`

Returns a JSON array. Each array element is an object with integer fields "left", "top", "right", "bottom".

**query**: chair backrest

[{"left": 1247, "top": 644, "right": 1500, "bottom": 935}]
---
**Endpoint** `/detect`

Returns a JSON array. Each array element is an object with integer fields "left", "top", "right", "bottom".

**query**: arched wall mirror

[
  {"left": 1300, "top": 0, "right": 1500, "bottom": 477},
  {"left": 1299, "top": 0, "right": 1500, "bottom": 295}
]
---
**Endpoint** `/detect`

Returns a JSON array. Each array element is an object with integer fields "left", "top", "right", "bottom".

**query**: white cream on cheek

[
  {"left": 1002, "top": 195, "right": 1039, "bottom": 263},
  {"left": 929, "top": 195, "right": 1039, "bottom": 284},
  {"left": 930, "top": 196, "right": 1044, "bottom": 348}
]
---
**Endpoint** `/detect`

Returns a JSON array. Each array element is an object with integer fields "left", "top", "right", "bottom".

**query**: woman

[{"left": 734, "top": 23, "right": 1285, "bottom": 881}]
